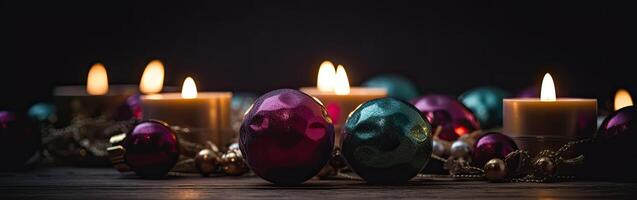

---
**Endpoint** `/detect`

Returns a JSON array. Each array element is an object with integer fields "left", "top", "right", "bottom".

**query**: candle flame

[
  {"left": 540, "top": 73, "right": 556, "bottom": 102},
  {"left": 334, "top": 65, "right": 351, "bottom": 95},
  {"left": 86, "top": 63, "right": 108, "bottom": 95},
  {"left": 181, "top": 77, "right": 198, "bottom": 99},
  {"left": 317, "top": 61, "right": 336, "bottom": 92},
  {"left": 139, "top": 60, "right": 165, "bottom": 94},
  {"left": 614, "top": 89, "right": 633, "bottom": 111}
]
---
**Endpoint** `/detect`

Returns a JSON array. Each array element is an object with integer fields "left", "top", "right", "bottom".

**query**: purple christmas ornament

[
  {"left": 240, "top": 89, "right": 335, "bottom": 185},
  {"left": 517, "top": 85, "right": 540, "bottom": 98},
  {"left": 586, "top": 106, "right": 637, "bottom": 181},
  {"left": 597, "top": 106, "right": 637, "bottom": 140},
  {"left": 123, "top": 120, "right": 179, "bottom": 178},
  {"left": 0, "top": 111, "right": 40, "bottom": 171},
  {"left": 411, "top": 95, "right": 480, "bottom": 141},
  {"left": 472, "top": 132, "right": 518, "bottom": 167}
]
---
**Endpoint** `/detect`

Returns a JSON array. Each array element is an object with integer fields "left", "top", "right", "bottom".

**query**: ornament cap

[{"left": 106, "top": 145, "right": 130, "bottom": 172}]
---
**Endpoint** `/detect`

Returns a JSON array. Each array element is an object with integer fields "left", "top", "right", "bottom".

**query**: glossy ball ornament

[
  {"left": 342, "top": 98, "right": 433, "bottom": 184},
  {"left": 28, "top": 102, "right": 57, "bottom": 123},
  {"left": 122, "top": 120, "right": 179, "bottom": 178},
  {"left": 484, "top": 158, "right": 507, "bottom": 182},
  {"left": 363, "top": 75, "right": 420, "bottom": 101},
  {"left": 221, "top": 149, "right": 249, "bottom": 176},
  {"left": 533, "top": 157, "right": 556, "bottom": 177},
  {"left": 472, "top": 132, "right": 518, "bottom": 168},
  {"left": 126, "top": 95, "right": 143, "bottom": 120},
  {"left": 329, "top": 148, "right": 347, "bottom": 170},
  {"left": 195, "top": 149, "right": 220, "bottom": 176},
  {"left": 431, "top": 139, "right": 447, "bottom": 157},
  {"left": 240, "top": 89, "right": 335, "bottom": 185},
  {"left": 587, "top": 106, "right": 637, "bottom": 180},
  {"left": 597, "top": 106, "right": 637, "bottom": 140},
  {"left": 231, "top": 93, "right": 258, "bottom": 133},
  {"left": 459, "top": 87, "right": 509, "bottom": 129},
  {"left": 228, "top": 142, "right": 240, "bottom": 151},
  {"left": 0, "top": 111, "right": 40, "bottom": 171},
  {"left": 412, "top": 95, "right": 480, "bottom": 141},
  {"left": 516, "top": 85, "right": 540, "bottom": 98},
  {"left": 450, "top": 140, "right": 472, "bottom": 160}
]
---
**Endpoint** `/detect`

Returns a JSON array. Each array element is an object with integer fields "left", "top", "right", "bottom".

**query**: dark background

[{"left": 2, "top": 1, "right": 635, "bottom": 112}]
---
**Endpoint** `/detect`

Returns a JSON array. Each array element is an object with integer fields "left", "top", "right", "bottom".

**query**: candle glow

[
  {"left": 140, "top": 60, "right": 165, "bottom": 94},
  {"left": 86, "top": 63, "right": 109, "bottom": 95},
  {"left": 334, "top": 65, "right": 351, "bottom": 95},
  {"left": 181, "top": 77, "right": 198, "bottom": 99},
  {"left": 317, "top": 61, "right": 336, "bottom": 92},
  {"left": 614, "top": 89, "right": 633, "bottom": 111},
  {"left": 540, "top": 73, "right": 556, "bottom": 102}
]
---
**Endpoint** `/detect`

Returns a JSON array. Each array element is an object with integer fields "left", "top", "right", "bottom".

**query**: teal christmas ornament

[
  {"left": 230, "top": 92, "right": 258, "bottom": 133},
  {"left": 459, "top": 87, "right": 509, "bottom": 129},
  {"left": 341, "top": 98, "right": 432, "bottom": 184},
  {"left": 363, "top": 75, "right": 419, "bottom": 101},
  {"left": 28, "top": 102, "right": 57, "bottom": 123}
]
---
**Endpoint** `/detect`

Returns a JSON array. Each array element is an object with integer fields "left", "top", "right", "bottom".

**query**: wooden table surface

[{"left": 1, "top": 167, "right": 636, "bottom": 199}]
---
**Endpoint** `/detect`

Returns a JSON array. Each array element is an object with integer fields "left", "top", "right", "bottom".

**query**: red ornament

[
  {"left": 411, "top": 95, "right": 480, "bottom": 141},
  {"left": 122, "top": 120, "right": 179, "bottom": 178},
  {"left": 240, "top": 89, "right": 335, "bottom": 185}
]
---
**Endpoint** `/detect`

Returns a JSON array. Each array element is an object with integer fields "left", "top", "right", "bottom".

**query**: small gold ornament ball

[
  {"left": 195, "top": 149, "right": 220, "bottom": 176},
  {"left": 484, "top": 158, "right": 507, "bottom": 181},
  {"left": 330, "top": 148, "right": 346, "bottom": 170},
  {"left": 221, "top": 149, "right": 249, "bottom": 176},
  {"left": 534, "top": 157, "right": 556, "bottom": 177}
]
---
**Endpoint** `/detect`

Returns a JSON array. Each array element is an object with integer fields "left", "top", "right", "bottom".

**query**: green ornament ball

[
  {"left": 363, "top": 75, "right": 420, "bottom": 101},
  {"left": 341, "top": 98, "right": 433, "bottom": 184},
  {"left": 458, "top": 87, "right": 509, "bottom": 129}
]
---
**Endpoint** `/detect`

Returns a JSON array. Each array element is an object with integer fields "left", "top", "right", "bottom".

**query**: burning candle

[
  {"left": 140, "top": 76, "right": 233, "bottom": 146},
  {"left": 597, "top": 89, "right": 634, "bottom": 127},
  {"left": 300, "top": 61, "right": 387, "bottom": 144},
  {"left": 614, "top": 89, "right": 633, "bottom": 111},
  {"left": 503, "top": 73, "right": 597, "bottom": 154},
  {"left": 54, "top": 63, "right": 138, "bottom": 125}
]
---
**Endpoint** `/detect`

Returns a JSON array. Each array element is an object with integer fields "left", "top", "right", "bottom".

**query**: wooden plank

[{"left": 1, "top": 167, "right": 637, "bottom": 199}]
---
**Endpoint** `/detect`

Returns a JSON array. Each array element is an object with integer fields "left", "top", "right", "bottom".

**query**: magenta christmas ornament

[
  {"left": 240, "top": 89, "right": 335, "bottom": 185},
  {"left": 121, "top": 120, "right": 179, "bottom": 178},
  {"left": 0, "top": 111, "right": 40, "bottom": 171},
  {"left": 472, "top": 132, "right": 518, "bottom": 168},
  {"left": 411, "top": 94, "right": 480, "bottom": 141}
]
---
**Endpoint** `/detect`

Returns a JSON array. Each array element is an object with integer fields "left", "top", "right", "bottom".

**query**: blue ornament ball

[
  {"left": 28, "top": 102, "right": 57, "bottom": 123},
  {"left": 363, "top": 75, "right": 420, "bottom": 101},
  {"left": 341, "top": 98, "right": 432, "bottom": 184},
  {"left": 459, "top": 87, "right": 509, "bottom": 129},
  {"left": 231, "top": 93, "right": 259, "bottom": 133}
]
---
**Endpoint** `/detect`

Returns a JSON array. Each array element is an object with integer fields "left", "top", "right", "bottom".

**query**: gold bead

[
  {"left": 195, "top": 149, "right": 220, "bottom": 176},
  {"left": 484, "top": 158, "right": 507, "bottom": 182},
  {"left": 221, "top": 149, "right": 249, "bottom": 176},
  {"left": 533, "top": 157, "right": 556, "bottom": 177},
  {"left": 330, "top": 148, "right": 346, "bottom": 170}
]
